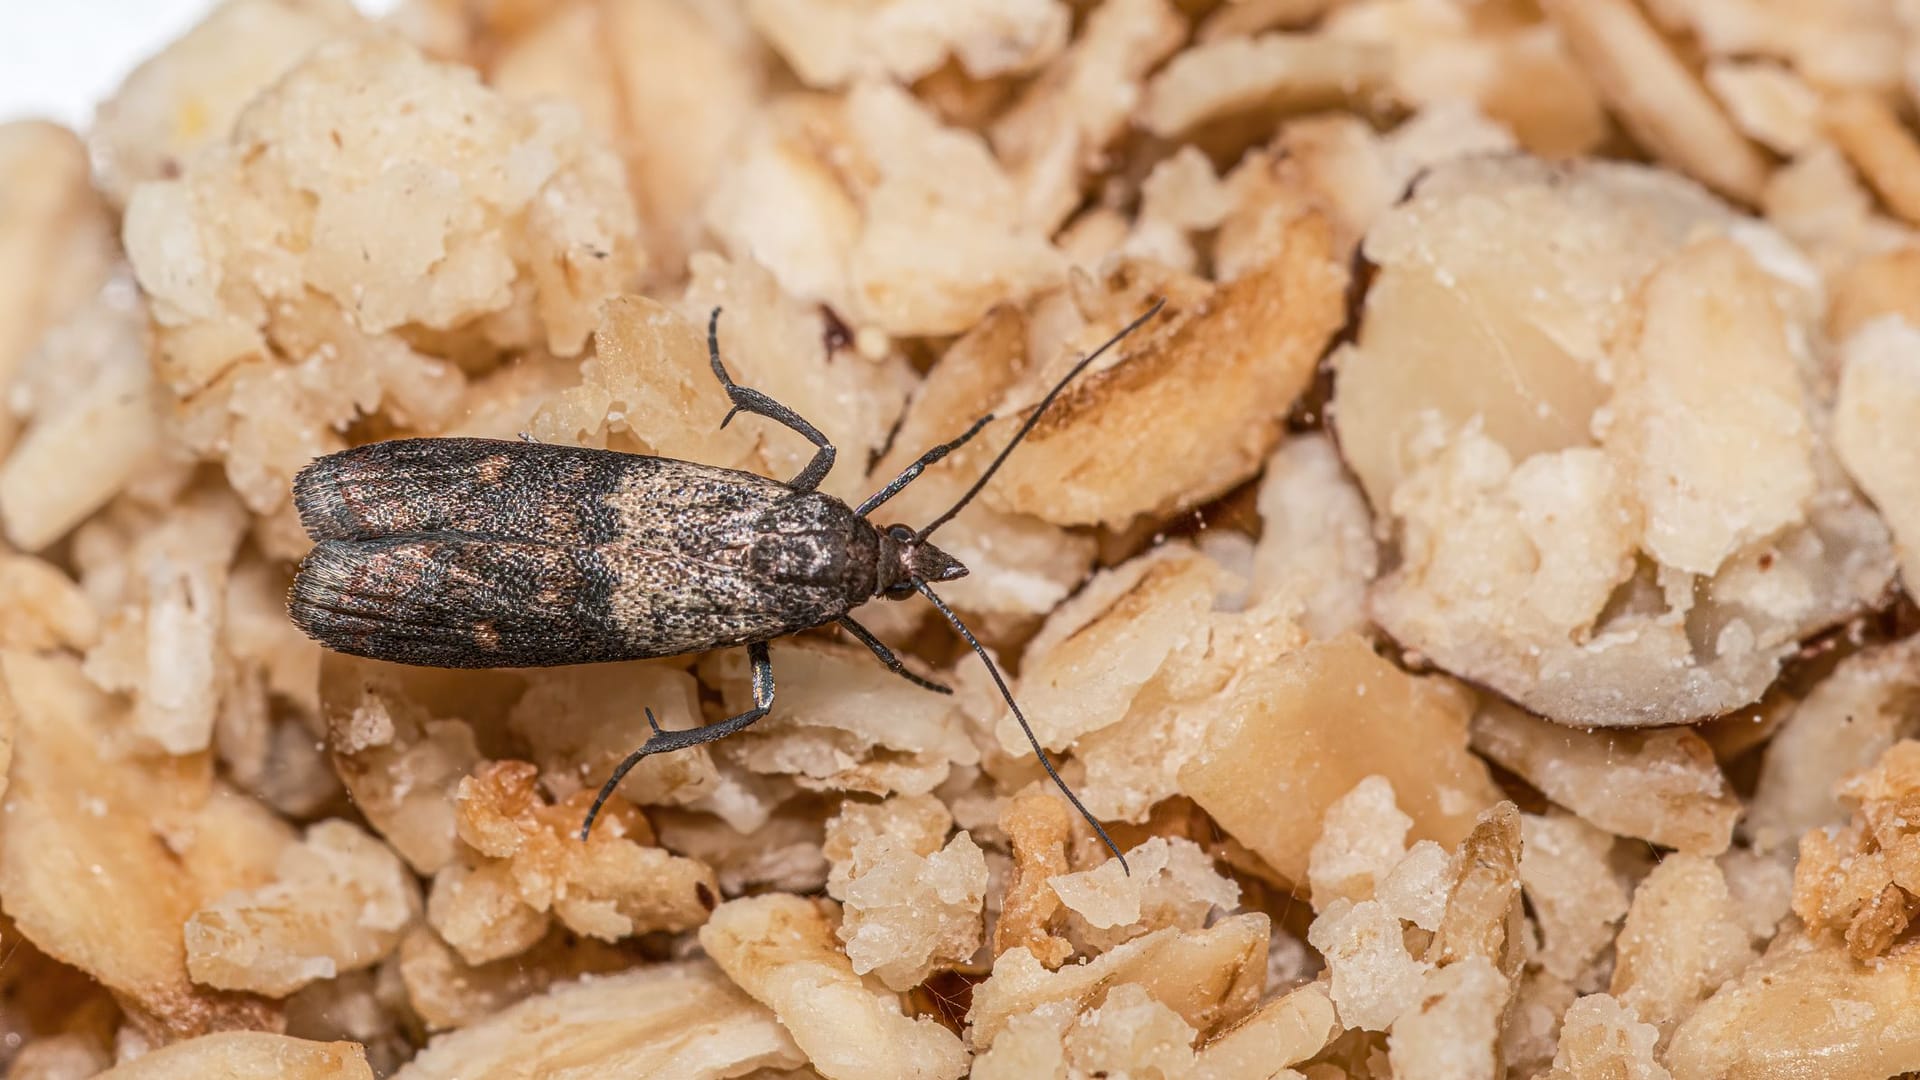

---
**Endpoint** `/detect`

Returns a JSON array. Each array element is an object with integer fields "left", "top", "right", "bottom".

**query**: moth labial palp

[{"left": 287, "top": 299, "right": 1168, "bottom": 874}]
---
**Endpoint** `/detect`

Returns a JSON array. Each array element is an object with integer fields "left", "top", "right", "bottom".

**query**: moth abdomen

[{"left": 290, "top": 534, "right": 628, "bottom": 668}]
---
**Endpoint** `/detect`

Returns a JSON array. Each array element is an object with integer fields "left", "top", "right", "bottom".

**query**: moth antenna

[
  {"left": 917, "top": 579, "right": 1129, "bottom": 874},
  {"left": 914, "top": 298, "right": 1167, "bottom": 542}
]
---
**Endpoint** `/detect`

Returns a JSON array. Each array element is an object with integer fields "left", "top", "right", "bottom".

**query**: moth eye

[{"left": 886, "top": 524, "right": 914, "bottom": 542}]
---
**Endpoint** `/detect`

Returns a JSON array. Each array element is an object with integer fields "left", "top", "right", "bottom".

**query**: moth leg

[
  {"left": 854, "top": 413, "right": 993, "bottom": 518},
  {"left": 837, "top": 615, "right": 953, "bottom": 695},
  {"left": 579, "top": 641, "right": 775, "bottom": 840},
  {"left": 708, "top": 307, "right": 836, "bottom": 492}
]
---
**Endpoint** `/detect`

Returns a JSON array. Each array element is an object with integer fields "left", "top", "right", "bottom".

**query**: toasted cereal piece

[
  {"left": 1520, "top": 813, "right": 1629, "bottom": 984},
  {"left": 1748, "top": 636, "right": 1920, "bottom": 852},
  {"left": 1345, "top": 154, "right": 1893, "bottom": 728},
  {"left": 1790, "top": 740, "right": 1920, "bottom": 960},
  {"left": 0, "top": 281, "right": 164, "bottom": 554},
  {"left": 968, "top": 915, "right": 1269, "bottom": 1051},
  {"left": 492, "top": 0, "right": 763, "bottom": 278},
  {"left": 1386, "top": 956, "right": 1509, "bottom": 1080},
  {"left": 426, "top": 859, "right": 549, "bottom": 967},
  {"left": 681, "top": 256, "right": 917, "bottom": 507},
  {"left": 1836, "top": 315, "right": 1920, "bottom": 590},
  {"left": 712, "top": 638, "right": 978, "bottom": 798},
  {"left": 0, "top": 551, "right": 98, "bottom": 654},
  {"left": 0, "top": 652, "right": 277, "bottom": 1039},
  {"left": 853, "top": 304, "right": 1095, "bottom": 632},
  {"left": 1828, "top": 246, "right": 1920, "bottom": 342},
  {"left": 824, "top": 795, "right": 988, "bottom": 991},
  {"left": 700, "top": 894, "right": 969, "bottom": 1080},
  {"left": 1307, "top": 897, "right": 1430, "bottom": 1033},
  {"left": 122, "top": 33, "right": 639, "bottom": 514},
  {"left": 79, "top": 488, "right": 248, "bottom": 757},
  {"left": 455, "top": 761, "right": 718, "bottom": 943},
  {"left": 1704, "top": 60, "right": 1821, "bottom": 156},
  {"left": 1251, "top": 435, "right": 1378, "bottom": 640},
  {"left": 508, "top": 661, "right": 717, "bottom": 809},
  {"left": 1179, "top": 636, "right": 1501, "bottom": 886},
  {"left": 994, "top": 791, "right": 1074, "bottom": 968},
  {"left": 982, "top": 216, "right": 1346, "bottom": 528},
  {"left": 530, "top": 294, "right": 761, "bottom": 471},
  {"left": 1060, "top": 983, "right": 1201, "bottom": 1078},
  {"left": 1763, "top": 145, "right": 1914, "bottom": 276},
  {"left": 185, "top": 821, "right": 420, "bottom": 997},
  {"left": 1665, "top": 930, "right": 1920, "bottom": 1079},
  {"left": 96, "top": 1034, "right": 373, "bottom": 1080},
  {"left": 1007, "top": 545, "right": 1226, "bottom": 754},
  {"left": 1472, "top": 702, "right": 1739, "bottom": 855},
  {"left": 1543, "top": 993, "right": 1668, "bottom": 1080},
  {"left": 1611, "top": 854, "right": 1757, "bottom": 1042},
  {"left": 1193, "top": 980, "right": 1337, "bottom": 1079},
  {"left": 1424, "top": 803, "right": 1526, "bottom": 980},
  {"left": 1606, "top": 237, "right": 1817, "bottom": 576},
  {"left": 747, "top": 0, "right": 1068, "bottom": 87},
  {"left": 1324, "top": 1, "right": 1607, "bottom": 158},
  {"left": 0, "top": 122, "right": 116, "bottom": 456},
  {"left": 1541, "top": 0, "right": 1768, "bottom": 201},
  {"left": 990, "top": 0, "right": 1187, "bottom": 233},
  {"left": 1048, "top": 836, "right": 1240, "bottom": 954},
  {"left": 1306, "top": 776, "right": 1413, "bottom": 910},
  {"left": 89, "top": 0, "right": 365, "bottom": 205},
  {"left": 395, "top": 924, "right": 637, "bottom": 1032},
  {"left": 395, "top": 961, "right": 807, "bottom": 1079},
  {"left": 320, "top": 658, "right": 511, "bottom": 875},
  {"left": 1198, "top": 0, "right": 1340, "bottom": 43},
  {"left": 1652, "top": 0, "right": 1904, "bottom": 91},
  {"left": 1139, "top": 32, "right": 1392, "bottom": 139},
  {"left": 706, "top": 83, "right": 1063, "bottom": 337}
]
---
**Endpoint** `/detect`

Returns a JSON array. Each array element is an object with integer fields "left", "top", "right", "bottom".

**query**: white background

[{"left": 0, "top": 0, "right": 399, "bottom": 129}]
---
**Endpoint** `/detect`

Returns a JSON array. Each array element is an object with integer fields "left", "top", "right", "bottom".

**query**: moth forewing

[{"left": 289, "top": 440, "right": 883, "bottom": 667}]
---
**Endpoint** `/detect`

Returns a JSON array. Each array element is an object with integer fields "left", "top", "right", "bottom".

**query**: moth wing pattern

[
  {"left": 293, "top": 534, "right": 624, "bottom": 668},
  {"left": 288, "top": 438, "right": 880, "bottom": 667}
]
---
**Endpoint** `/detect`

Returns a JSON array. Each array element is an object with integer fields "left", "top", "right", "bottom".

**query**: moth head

[{"left": 879, "top": 523, "right": 966, "bottom": 599}]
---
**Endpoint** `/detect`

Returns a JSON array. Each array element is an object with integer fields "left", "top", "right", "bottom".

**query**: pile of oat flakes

[{"left": 4, "top": 0, "right": 1920, "bottom": 1076}]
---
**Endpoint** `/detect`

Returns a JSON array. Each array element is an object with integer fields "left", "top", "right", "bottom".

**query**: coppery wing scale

[
  {"left": 289, "top": 532, "right": 843, "bottom": 668},
  {"left": 292, "top": 437, "right": 792, "bottom": 548}
]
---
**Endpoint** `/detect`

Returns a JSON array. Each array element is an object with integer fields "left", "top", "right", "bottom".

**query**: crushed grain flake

[
  {"left": 747, "top": 0, "right": 1069, "bottom": 87},
  {"left": 968, "top": 914, "right": 1269, "bottom": 1051},
  {"left": 1544, "top": 993, "right": 1670, "bottom": 1080},
  {"left": 1520, "top": 812, "right": 1629, "bottom": 984},
  {"left": 1471, "top": 701, "right": 1740, "bottom": 855},
  {"left": 1192, "top": 981, "right": 1337, "bottom": 1079},
  {"left": 454, "top": 760, "right": 719, "bottom": 943},
  {"left": 1541, "top": 0, "right": 1768, "bottom": 201},
  {"left": 1139, "top": 32, "right": 1391, "bottom": 139},
  {"left": 1791, "top": 739, "right": 1920, "bottom": 960},
  {"left": 699, "top": 895, "right": 969, "bottom": 1080},
  {"left": 1836, "top": 315, "right": 1920, "bottom": 591},
  {"left": 0, "top": 651, "right": 276, "bottom": 1040},
  {"left": 1179, "top": 635, "right": 1501, "bottom": 886},
  {"left": 185, "top": 819, "right": 420, "bottom": 997},
  {"left": 95, "top": 1033, "right": 374, "bottom": 1080},
  {"left": 1047, "top": 836, "right": 1240, "bottom": 954},
  {"left": 1749, "top": 635, "right": 1920, "bottom": 852},
  {"left": 394, "top": 961, "right": 806, "bottom": 1079},
  {"left": 1610, "top": 853, "right": 1757, "bottom": 1041},
  {"left": 1307, "top": 775, "right": 1413, "bottom": 910},
  {"left": 1386, "top": 956, "right": 1509, "bottom": 1080},
  {"left": 823, "top": 795, "right": 988, "bottom": 992}
]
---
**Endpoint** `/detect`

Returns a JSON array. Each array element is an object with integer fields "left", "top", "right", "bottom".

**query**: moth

[{"left": 289, "top": 301, "right": 1165, "bottom": 869}]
